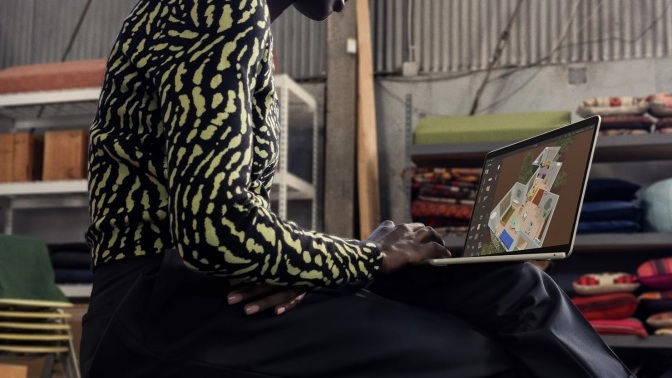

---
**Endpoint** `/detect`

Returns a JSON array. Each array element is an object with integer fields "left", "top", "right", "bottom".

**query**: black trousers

[{"left": 80, "top": 250, "right": 634, "bottom": 377}]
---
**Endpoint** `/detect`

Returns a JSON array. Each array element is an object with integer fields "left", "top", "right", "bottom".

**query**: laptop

[{"left": 426, "top": 115, "right": 601, "bottom": 266}]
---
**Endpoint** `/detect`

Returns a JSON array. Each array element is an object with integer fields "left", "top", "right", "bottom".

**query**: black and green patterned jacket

[{"left": 86, "top": 0, "right": 382, "bottom": 287}]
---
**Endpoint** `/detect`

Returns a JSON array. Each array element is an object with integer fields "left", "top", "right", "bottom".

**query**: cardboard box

[
  {"left": 0, "top": 133, "right": 43, "bottom": 183},
  {"left": 42, "top": 130, "right": 88, "bottom": 181},
  {"left": 0, "top": 364, "right": 28, "bottom": 378}
]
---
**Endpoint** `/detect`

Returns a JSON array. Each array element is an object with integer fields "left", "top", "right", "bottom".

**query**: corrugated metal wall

[
  {"left": 0, "top": 0, "right": 138, "bottom": 68},
  {"left": 381, "top": 0, "right": 672, "bottom": 74},
  {"left": 1, "top": 0, "right": 671, "bottom": 78}
]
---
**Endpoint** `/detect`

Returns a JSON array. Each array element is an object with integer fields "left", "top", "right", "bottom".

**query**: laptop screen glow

[{"left": 463, "top": 124, "right": 597, "bottom": 257}]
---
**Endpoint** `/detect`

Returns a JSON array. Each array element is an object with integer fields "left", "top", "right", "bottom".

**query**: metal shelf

[
  {"left": 57, "top": 284, "right": 92, "bottom": 299},
  {"left": 411, "top": 133, "right": 672, "bottom": 166},
  {"left": 0, "top": 172, "right": 315, "bottom": 207},
  {"left": 602, "top": 335, "right": 672, "bottom": 350},
  {"left": 0, "top": 74, "right": 318, "bottom": 233}
]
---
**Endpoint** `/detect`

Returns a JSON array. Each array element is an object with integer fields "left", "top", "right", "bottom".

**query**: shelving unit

[
  {"left": 411, "top": 133, "right": 672, "bottom": 167},
  {"left": 0, "top": 73, "right": 318, "bottom": 235},
  {"left": 0, "top": 74, "right": 318, "bottom": 301},
  {"left": 603, "top": 335, "right": 672, "bottom": 351},
  {"left": 411, "top": 130, "right": 672, "bottom": 358},
  {"left": 412, "top": 133, "right": 672, "bottom": 254}
]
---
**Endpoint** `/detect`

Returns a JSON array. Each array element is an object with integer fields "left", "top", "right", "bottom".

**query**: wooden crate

[
  {"left": 0, "top": 133, "right": 43, "bottom": 183},
  {"left": 42, "top": 130, "right": 88, "bottom": 181},
  {"left": 0, "top": 364, "right": 28, "bottom": 378}
]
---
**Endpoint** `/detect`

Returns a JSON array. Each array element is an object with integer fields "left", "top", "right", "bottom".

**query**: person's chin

[
  {"left": 292, "top": 0, "right": 341, "bottom": 21},
  {"left": 294, "top": 7, "right": 333, "bottom": 21}
]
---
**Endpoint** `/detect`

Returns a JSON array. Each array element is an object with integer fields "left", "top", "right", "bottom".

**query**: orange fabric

[{"left": 0, "top": 59, "right": 107, "bottom": 94}]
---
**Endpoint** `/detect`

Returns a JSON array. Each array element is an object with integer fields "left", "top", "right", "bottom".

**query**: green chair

[{"left": 0, "top": 234, "right": 80, "bottom": 378}]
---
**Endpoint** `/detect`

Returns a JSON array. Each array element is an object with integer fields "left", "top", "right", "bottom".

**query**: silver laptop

[{"left": 427, "top": 115, "right": 601, "bottom": 266}]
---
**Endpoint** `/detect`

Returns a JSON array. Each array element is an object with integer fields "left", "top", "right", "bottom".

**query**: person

[{"left": 80, "top": 0, "right": 635, "bottom": 377}]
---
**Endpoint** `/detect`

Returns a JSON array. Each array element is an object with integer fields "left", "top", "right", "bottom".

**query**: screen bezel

[{"left": 462, "top": 115, "right": 601, "bottom": 258}]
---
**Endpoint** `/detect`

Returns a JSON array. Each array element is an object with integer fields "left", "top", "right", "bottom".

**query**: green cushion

[
  {"left": 0, "top": 235, "right": 69, "bottom": 303},
  {"left": 413, "top": 111, "right": 572, "bottom": 145}
]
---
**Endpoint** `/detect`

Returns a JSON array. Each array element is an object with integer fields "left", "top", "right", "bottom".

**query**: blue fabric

[
  {"left": 54, "top": 268, "right": 94, "bottom": 284},
  {"left": 499, "top": 230, "right": 514, "bottom": 249},
  {"left": 579, "top": 201, "right": 642, "bottom": 222},
  {"left": 50, "top": 251, "right": 92, "bottom": 269},
  {"left": 584, "top": 179, "right": 640, "bottom": 202},
  {"left": 600, "top": 116, "right": 654, "bottom": 130},
  {"left": 577, "top": 220, "right": 641, "bottom": 234},
  {"left": 641, "top": 177, "right": 672, "bottom": 232}
]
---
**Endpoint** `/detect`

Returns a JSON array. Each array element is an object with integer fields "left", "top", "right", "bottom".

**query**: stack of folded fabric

[
  {"left": 48, "top": 243, "right": 93, "bottom": 286},
  {"left": 571, "top": 272, "right": 647, "bottom": 338},
  {"left": 410, "top": 167, "right": 481, "bottom": 236},
  {"left": 648, "top": 93, "right": 672, "bottom": 134},
  {"left": 637, "top": 258, "right": 672, "bottom": 337},
  {"left": 578, "top": 178, "right": 643, "bottom": 234},
  {"left": 655, "top": 117, "right": 672, "bottom": 134},
  {"left": 640, "top": 177, "right": 672, "bottom": 233},
  {"left": 577, "top": 96, "right": 654, "bottom": 136}
]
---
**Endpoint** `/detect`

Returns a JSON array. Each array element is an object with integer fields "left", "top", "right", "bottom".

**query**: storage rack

[
  {"left": 410, "top": 133, "right": 672, "bottom": 351},
  {"left": 0, "top": 74, "right": 318, "bottom": 298}
]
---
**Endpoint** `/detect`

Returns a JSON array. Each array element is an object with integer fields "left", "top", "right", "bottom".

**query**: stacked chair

[{"left": 0, "top": 234, "right": 80, "bottom": 378}]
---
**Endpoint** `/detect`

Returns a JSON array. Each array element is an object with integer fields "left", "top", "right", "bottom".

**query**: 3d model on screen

[{"left": 487, "top": 146, "right": 565, "bottom": 252}]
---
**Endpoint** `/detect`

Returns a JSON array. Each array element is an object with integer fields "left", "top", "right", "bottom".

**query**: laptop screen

[{"left": 462, "top": 116, "right": 600, "bottom": 257}]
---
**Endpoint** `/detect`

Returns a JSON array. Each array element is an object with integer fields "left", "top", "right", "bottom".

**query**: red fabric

[
  {"left": 589, "top": 319, "right": 648, "bottom": 338},
  {"left": 572, "top": 273, "right": 640, "bottom": 296},
  {"left": 577, "top": 276, "right": 600, "bottom": 286},
  {"left": 637, "top": 258, "right": 672, "bottom": 290},
  {"left": 614, "top": 274, "right": 638, "bottom": 284},
  {"left": 0, "top": 59, "right": 107, "bottom": 94},
  {"left": 410, "top": 200, "right": 473, "bottom": 220},
  {"left": 412, "top": 167, "right": 482, "bottom": 184},
  {"left": 571, "top": 293, "right": 639, "bottom": 320}
]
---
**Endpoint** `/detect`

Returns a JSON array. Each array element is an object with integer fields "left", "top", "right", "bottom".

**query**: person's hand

[
  {"left": 227, "top": 281, "right": 309, "bottom": 316},
  {"left": 369, "top": 220, "right": 451, "bottom": 274}
]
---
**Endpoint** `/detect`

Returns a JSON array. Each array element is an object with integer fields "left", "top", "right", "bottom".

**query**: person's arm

[{"left": 125, "top": 1, "right": 381, "bottom": 287}]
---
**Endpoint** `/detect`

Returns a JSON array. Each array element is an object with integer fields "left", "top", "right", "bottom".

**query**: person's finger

[
  {"left": 414, "top": 226, "right": 445, "bottom": 246},
  {"left": 275, "top": 292, "right": 307, "bottom": 315},
  {"left": 380, "top": 220, "right": 395, "bottom": 228},
  {"left": 400, "top": 222, "right": 425, "bottom": 232},
  {"left": 227, "top": 284, "right": 275, "bottom": 304},
  {"left": 416, "top": 241, "right": 451, "bottom": 261},
  {"left": 244, "top": 290, "right": 304, "bottom": 315}
]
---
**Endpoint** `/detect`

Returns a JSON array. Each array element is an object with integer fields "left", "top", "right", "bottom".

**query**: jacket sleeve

[{"left": 123, "top": 0, "right": 383, "bottom": 287}]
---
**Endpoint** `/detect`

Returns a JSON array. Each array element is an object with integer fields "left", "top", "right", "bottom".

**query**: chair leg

[
  {"left": 56, "top": 309, "right": 81, "bottom": 378},
  {"left": 41, "top": 354, "right": 56, "bottom": 378},
  {"left": 58, "top": 340, "right": 81, "bottom": 378}
]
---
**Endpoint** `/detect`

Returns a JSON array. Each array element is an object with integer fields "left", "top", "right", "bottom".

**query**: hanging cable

[
  {"left": 37, "top": 0, "right": 94, "bottom": 118},
  {"left": 61, "top": 0, "right": 94, "bottom": 61},
  {"left": 468, "top": 0, "right": 525, "bottom": 115}
]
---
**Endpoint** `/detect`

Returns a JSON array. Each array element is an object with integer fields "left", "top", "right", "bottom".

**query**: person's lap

[
  {"left": 82, "top": 250, "right": 632, "bottom": 378},
  {"left": 82, "top": 250, "right": 517, "bottom": 377}
]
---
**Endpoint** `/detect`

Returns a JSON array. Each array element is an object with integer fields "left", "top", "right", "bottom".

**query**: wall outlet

[
  {"left": 568, "top": 65, "right": 587, "bottom": 85},
  {"left": 402, "top": 61, "right": 419, "bottom": 77}
]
